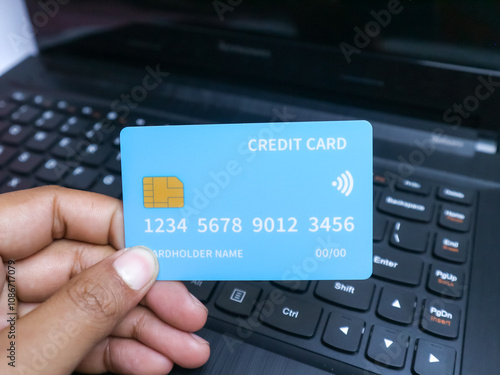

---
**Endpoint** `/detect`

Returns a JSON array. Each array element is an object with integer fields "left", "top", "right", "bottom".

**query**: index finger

[{"left": 0, "top": 186, "right": 124, "bottom": 259}]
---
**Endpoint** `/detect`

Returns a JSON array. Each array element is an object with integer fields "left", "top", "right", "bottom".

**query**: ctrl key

[
  {"left": 260, "top": 293, "right": 322, "bottom": 337},
  {"left": 420, "top": 300, "right": 461, "bottom": 339}
]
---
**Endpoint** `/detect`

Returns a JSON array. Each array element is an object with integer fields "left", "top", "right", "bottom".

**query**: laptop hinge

[{"left": 373, "top": 122, "right": 488, "bottom": 157}]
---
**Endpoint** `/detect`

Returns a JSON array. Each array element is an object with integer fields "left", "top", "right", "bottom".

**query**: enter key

[{"left": 372, "top": 247, "right": 424, "bottom": 286}]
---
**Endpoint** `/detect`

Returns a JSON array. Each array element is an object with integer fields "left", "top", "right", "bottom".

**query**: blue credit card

[{"left": 121, "top": 121, "right": 373, "bottom": 281}]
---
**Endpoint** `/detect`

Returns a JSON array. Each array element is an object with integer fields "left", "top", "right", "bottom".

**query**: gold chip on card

[{"left": 143, "top": 177, "right": 184, "bottom": 208}]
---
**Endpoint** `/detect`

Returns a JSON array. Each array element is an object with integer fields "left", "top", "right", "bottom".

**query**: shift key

[{"left": 373, "top": 247, "right": 423, "bottom": 286}]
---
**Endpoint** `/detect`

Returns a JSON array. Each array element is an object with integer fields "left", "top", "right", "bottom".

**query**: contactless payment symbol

[
  {"left": 143, "top": 177, "right": 184, "bottom": 208},
  {"left": 332, "top": 170, "right": 354, "bottom": 197}
]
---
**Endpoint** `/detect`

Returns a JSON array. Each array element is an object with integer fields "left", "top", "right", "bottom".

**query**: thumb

[{"left": 10, "top": 245, "right": 158, "bottom": 375}]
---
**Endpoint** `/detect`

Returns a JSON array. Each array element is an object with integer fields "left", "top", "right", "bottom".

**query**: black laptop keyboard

[
  {"left": 0, "top": 90, "right": 474, "bottom": 375},
  {"left": 0, "top": 90, "right": 175, "bottom": 196}
]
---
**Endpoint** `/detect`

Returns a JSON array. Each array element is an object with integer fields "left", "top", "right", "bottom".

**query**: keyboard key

[
  {"left": 427, "top": 264, "right": 464, "bottom": 299},
  {"left": 433, "top": 232, "right": 468, "bottom": 263},
  {"left": 80, "top": 105, "right": 96, "bottom": 117},
  {"left": 373, "top": 213, "right": 387, "bottom": 242},
  {"left": 1, "top": 124, "right": 32, "bottom": 145},
  {"left": 101, "top": 110, "right": 117, "bottom": 121},
  {"left": 315, "top": 280, "right": 375, "bottom": 311},
  {"left": 59, "top": 116, "right": 91, "bottom": 136},
  {"left": 0, "top": 100, "right": 18, "bottom": 118},
  {"left": 438, "top": 186, "right": 473, "bottom": 205},
  {"left": 389, "top": 221, "right": 428, "bottom": 252},
  {"left": 373, "top": 170, "right": 389, "bottom": 186},
  {"left": 91, "top": 174, "right": 122, "bottom": 198},
  {"left": 0, "top": 170, "right": 7, "bottom": 185},
  {"left": 0, "top": 145, "right": 17, "bottom": 166},
  {"left": 84, "top": 121, "right": 117, "bottom": 144},
  {"left": 184, "top": 281, "right": 217, "bottom": 303},
  {"left": 271, "top": 280, "right": 309, "bottom": 293},
  {"left": 80, "top": 144, "right": 112, "bottom": 166},
  {"left": 26, "top": 131, "right": 58, "bottom": 152},
  {"left": 32, "top": 94, "right": 55, "bottom": 108},
  {"left": 0, "top": 120, "right": 9, "bottom": 134},
  {"left": 105, "top": 151, "right": 121, "bottom": 173},
  {"left": 260, "top": 293, "right": 322, "bottom": 337},
  {"left": 215, "top": 282, "right": 262, "bottom": 317},
  {"left": 63, "top": 166, "right": 99, "bottom": 190},
  {"left": 11, "top": 91, "right": 30, "bottom": 102},
  {"left": 376, "top": 287, "right": 416, "bottom": 325},
  {"left": 84, "top": 127, "right": 104, "bottom": 144},
  {"left": 439, "top": 205, "right": 471, "bottom": 232},
  {"left": 51, "top": 137, "right": 78, "bottom": 158},
  {"left": 9, "top": 151, "right": 43, "bottom": 175},
  {"left": 421, "top": 299, "right": 461, "bottom": 339},
  {"left": 36, "top": 159, "right": 68, "bottom": 183},
  {"left": 372, "top": 247, "right": 423, "bottom": 286},
  {"left": 79, "top": 105, "right": 106, "bottom": 119},
  {"left": 396, "top": 178, "right": 431, "bottom": 195},
  {"left": 322, "top": 311, "right": 365, "bottom": 353},
  {"left": 128, "top": 116, "right": 148, "bottom": 126},
  {"left": 34, "top": 110, "right": 65, "bottom": 130},
  {"left": 56, "top": 100, "right": 78, "bottom": 114},
  {"left": 10, "top": 105, "right": 41, "bottom": 123},
  {"left": 111, "top": 133, "right": 121, "bottom": 148},
  {"left": 0, "top": 176, "right": 34, "bottom": 193},
  {"left": 366, "top": 325, "right": 409, "bottom": 369},
  {"left": 378, "top": 192, "right": 434, "bottom": 222},
  {"left": 413, "top": 339, "right": 456, "bottom": 375}
]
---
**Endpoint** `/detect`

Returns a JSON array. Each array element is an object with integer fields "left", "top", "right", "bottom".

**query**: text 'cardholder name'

[{"left": 121, "top": 121, "right": 373, "bottom": 281}]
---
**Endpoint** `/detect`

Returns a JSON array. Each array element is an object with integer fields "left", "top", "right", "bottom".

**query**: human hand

[{"left": 0, "top": 186, "right": 210, "bottom": 374}]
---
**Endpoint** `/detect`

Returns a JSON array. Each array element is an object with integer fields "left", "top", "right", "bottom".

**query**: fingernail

[
  {"left": 113, "top": 246, "right": 158, "bottom": 290},
  {"left": 191, "top": 333, "right": 209, "bottom": 345},
  {"left": 190, "top": 293, "right": 208, "bottom": 313}
]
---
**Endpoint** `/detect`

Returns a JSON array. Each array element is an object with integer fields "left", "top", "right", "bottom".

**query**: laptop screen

[
  {"left": 25, "top": 0, "right": 500, "bottom": 69},
  {"left": 23, "top": 0, "right": 500, "bottom": 131}
]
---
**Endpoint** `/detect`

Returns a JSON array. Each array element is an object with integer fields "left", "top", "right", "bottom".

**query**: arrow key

[
  {"left": 413, "top": 339, "right": 456, "bottom": 375},
  {"left": 377, "top": 287, "right": 417, "bottom": 325},
  {"left": 322, "top": 311, "right": 365, "bottom": 353},
  {"left": 366, "top": 325, "right": 409, "bottom": 368}
]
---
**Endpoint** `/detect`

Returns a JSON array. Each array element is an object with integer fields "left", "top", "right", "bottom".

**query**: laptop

[{"left": 1, "top": 1, "right": 499, "bottom": 374}]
